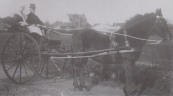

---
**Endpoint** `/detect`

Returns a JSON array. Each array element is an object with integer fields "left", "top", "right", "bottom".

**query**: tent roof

[{"left": 92, "top": 24, "right": 120, "bottom": 31}]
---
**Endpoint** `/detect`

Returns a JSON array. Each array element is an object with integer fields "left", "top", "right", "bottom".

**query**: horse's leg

[
  {"left": 123, "top": 60, "right": 135, "bottom": 96},
  {"left": 134, "top": 84, "right": 144, "bottom": 96},
  {"left": 79, "top": 58, "right": 88, "bottom": 91},
  {"left": 72, "top": 58, "right": 80, "bottom": 90},
  {"left": 116, "top": 69, "right": 120, "bottom": 86},
  {"left": 122, "top": 52, "right": 141, "bottom": 96},
  {"left": 101, "top": 64, "right": 108, "bottom": 81}
]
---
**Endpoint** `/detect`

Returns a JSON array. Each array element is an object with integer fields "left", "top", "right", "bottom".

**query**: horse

[{"left": 71, "top": 9, "right": 172, "bottom": 96}]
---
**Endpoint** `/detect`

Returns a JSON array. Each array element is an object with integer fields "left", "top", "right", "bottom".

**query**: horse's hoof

[
  {"left": 74, "top": 88, "right": 80, "bottom": 91},
  {"left": 79, "top": 85, "right": 88, "bottom": 91},
  {"left": 81, "top": 87, "right": 88, "bottom": 91},
  {"left": 74, "top": 87, "right": 80, "bottom": 91},
  {"left": 92, "top": 80, "right": 99, "bottom": 85}
]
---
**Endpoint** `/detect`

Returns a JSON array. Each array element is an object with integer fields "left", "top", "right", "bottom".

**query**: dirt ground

[{"left": 0, "top": 65, "right": 125, "bottom": 96}]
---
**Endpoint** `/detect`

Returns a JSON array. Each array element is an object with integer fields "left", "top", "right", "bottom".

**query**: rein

[
  {"left": 114, "top": 30, "right": 159, "bottom": 42},
  {"left": 37, "top": 15, "right": 163, "bottom": 45}
]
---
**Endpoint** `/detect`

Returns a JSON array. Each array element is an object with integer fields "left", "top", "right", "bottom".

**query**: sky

[{"left": 0, "top": 0, "right": 172, "bottom": 25}]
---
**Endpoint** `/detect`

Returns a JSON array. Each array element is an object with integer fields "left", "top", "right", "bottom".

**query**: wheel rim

[{"left": 1, "top": 34, "right": 41, "bottom": 84}]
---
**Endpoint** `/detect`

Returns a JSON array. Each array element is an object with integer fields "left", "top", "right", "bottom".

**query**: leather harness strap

[
  {"left": 124, "top": 30, "right": 130, "bottom": 47},
  {"left": 109, "top": 33, "right": 118, "bottom": 47}
]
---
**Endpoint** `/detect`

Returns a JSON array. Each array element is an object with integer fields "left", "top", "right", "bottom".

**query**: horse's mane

[
  {"left": 124, "top": 13, "right": 156, "bottom": 28},
  {"left": 0, "top": 17, "right": 2, "bottom": 22},
  {"left": 114, "top": 12, "right": 157, "bottom": 47}
]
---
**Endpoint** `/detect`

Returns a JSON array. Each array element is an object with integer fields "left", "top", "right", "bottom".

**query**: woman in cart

[{"left": 18, "top": 4, "right": 49, "bottom": 50}]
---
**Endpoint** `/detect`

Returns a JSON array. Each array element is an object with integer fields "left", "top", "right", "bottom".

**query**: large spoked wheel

[
  {"left": 1, "top": 33, "right": 41, "bottom": 84},
  {"left": 39, "top": 56, "right": 64, "bottom": 78}
]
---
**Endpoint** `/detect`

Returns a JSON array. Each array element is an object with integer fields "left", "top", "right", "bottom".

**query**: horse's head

[
  {"left": 154, "top": 9, "right": 172, "bottom": 41},
  {"left": 0, "top": 17, "right": 3, "bottom": 25}
]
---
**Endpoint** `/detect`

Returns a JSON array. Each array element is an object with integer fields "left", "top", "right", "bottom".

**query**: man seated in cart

[{"left": 26, "top": 4, "right": 45, "bottom": 35}]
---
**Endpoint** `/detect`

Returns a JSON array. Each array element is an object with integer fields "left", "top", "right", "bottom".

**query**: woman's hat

[
  {"left": 29, "top": 4, "right": 36, "bottom": 10},
  {"left": 18, "top": 5, "right": 25, "bottom": 11}
]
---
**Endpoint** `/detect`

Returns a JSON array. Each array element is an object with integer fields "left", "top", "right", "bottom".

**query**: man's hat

[{"left": 29, "top": 4, "right": 36, "bottom": 10}]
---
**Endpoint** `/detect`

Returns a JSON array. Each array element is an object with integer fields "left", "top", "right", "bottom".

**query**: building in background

[
  {"left": 50, "top": 13, "right": 91, "bottom": 32},
  {"left": 67, "top": 13, "right": 88, "bottom": 28},
  {"left": 112, "top": 23, "right": 125, "bottom": 28}
]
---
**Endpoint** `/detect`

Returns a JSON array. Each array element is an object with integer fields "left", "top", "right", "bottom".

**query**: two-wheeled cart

[
  {"left": 0, "top": 26, "right": 73, "bottom": 84},
  {"left": 0, "top": 25, "right": 128, "bottom": 84}
]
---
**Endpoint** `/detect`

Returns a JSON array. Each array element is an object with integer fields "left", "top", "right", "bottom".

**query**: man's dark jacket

[{"left": 26, "top": 12, "right": 44, "bottom": 25}]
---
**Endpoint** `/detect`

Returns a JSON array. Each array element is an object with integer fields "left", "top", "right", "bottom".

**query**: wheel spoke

[
  {"left": 49, "top": 60, "right": 58, "bottom": 74},
  {"left": 22, "top": 37, "right": 29, "bottom": 54},
  {"left": 11, "top": 38, "right": 20, "bottom": 54},
  {"left": 30, "top": 57, "right": 38, "bottom": 70},
  {"left": 4, "top": 52, "right": 18, "bottom": 58},
  {"left": 27, "top": 56, "right": 39, "bottom": 70},
  {"left": 46, "top": 60, "right": 49, "bottom": 77},
  {"left": 24, "top": 53, "right": 38, "bottom": 59},
  {"left": 24, "top": 44, "right": 36, "bottom": 55},
  {"left": 22, "top": 62, "right": 29, "bottom": 80},
  {"left": 23, "top": 61, "right": 35, "bottom": 73},
  {"left": 19, "top": 62, "right": 22, "bottom": 82},
  {"left": 9, "top": 42, "right": 19, "bottom": 55},
  {"left": 49, "top": 61, "right": 56, "bottom": 73},
  {"left": 12, "top": 62, "right": 20, "bottom": 79},
  {"left": 4, "top": 59, "right": 17, "bottom": 63},
  {"left": 40, "top": 59, "right": 47, "bottom": 75},
  {"left": 51, "top": 59, "right": 62, "bottom": 72},
  {"left": 7, "top": 62, "right": 18, "bottom": 72},
  {"left": 19, "top": 35, "right": 22, "bottom": 53}
]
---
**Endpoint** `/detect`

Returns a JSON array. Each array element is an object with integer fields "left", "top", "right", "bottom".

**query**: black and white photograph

[{"left": 0, "top": 0, "right": 173, "bottom": 96}]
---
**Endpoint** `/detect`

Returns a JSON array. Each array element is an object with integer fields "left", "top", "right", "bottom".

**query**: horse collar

[{"left": 109, "top": 33, "right": 118, "bottom": 47}]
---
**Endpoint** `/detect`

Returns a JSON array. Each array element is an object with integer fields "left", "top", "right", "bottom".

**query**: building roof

[
  {"left": 61, "top": 22, "right": 72, "bottom": 27},
  {"left": 51, "top": 21, "right": 73, "bottom": 27},
  {"left": 92, "top": 24, "right": 119, "bottom": 29},
  {"left": 67, "top": 14, "right": 87, "bottom": 22},
  {"left": 113, "top": 23, "right": 125, "bottom": 27}
]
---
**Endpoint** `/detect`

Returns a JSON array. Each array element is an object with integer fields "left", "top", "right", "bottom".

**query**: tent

[{"left": 92, "top": 24, "right": 120, "bottom": 33}]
